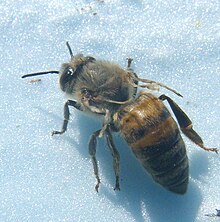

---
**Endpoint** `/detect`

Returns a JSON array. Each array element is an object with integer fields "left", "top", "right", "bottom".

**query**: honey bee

[
  {"left": 22, "top": 42, "right": 218, "bottom": 194},
  {"left": 113, "top": 92, "right": 219, "bottom": 194}
]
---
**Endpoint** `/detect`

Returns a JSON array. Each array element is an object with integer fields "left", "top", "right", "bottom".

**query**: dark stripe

[
  {"left": 166, "top": 167, "right": 189, "bottom": 188},
  {"left": 154, "top": 156, "right": 189, "bottom": 185},
  {"left": 132, "top": 128, "right": 180, "bottom": 161},
  {"left": 151, "top": 151, "right": 188, "bottom": 177},
  {"left": 146, "top": 136, "right": 186, "bottom": 172},
  {"left": 132, "top": 132, "right": 189, "bottom": 193}
]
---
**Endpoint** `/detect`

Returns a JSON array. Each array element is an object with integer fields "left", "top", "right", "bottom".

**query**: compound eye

[{"left": 67, "top": 67, "right": 75, "bottom": 75}]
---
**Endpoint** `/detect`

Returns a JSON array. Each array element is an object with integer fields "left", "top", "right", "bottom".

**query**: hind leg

[{"left": 159, "top": 94, "right": 218, "bottom": 154}]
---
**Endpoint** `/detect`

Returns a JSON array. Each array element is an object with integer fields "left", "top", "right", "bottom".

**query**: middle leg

[
  {"left": 105, "top": 127, "right": 121, "bottom": 191},
  {"left": 89, "top": 129, "right": 102, "bottom": 192}
]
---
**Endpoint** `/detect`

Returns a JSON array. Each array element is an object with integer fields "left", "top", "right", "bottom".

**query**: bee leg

[
  {"left": 52, "top": 100, "right": 82, "bottom": 136},
  {"left": 89, "top": 129, "right": 101, "bottom": 192},
  {"left": 99, "top": 110, "right": 111, "bottom": 138},
  {"left": 105, "top": 127, "right": 120, "bottom": 191},
  {"left": 127, "top": 58, "right": 133, "bottom": 69},
  {"left": 159, "top": 94, "right": 218, "bottom": 154},
  {"left": 126, "top": 58, "right": 139, "bottom": 97}
]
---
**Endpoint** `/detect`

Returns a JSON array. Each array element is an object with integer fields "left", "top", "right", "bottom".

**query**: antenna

[
  {"left": 21, "top": 70, "right": 59, "bottom": 78},
  {"left": 66, "top": 41, "right": 73, "bottom": 58}
]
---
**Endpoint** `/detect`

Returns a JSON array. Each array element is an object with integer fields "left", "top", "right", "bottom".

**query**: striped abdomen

[{"left": 114, "top": 93, "right": 189, "bottom": 194}]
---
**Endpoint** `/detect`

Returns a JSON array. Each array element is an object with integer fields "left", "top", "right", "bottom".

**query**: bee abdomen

[
  {"left": 116, "top": 93, "right": 189, "bottom": 194},
  {"left": 133, "top": 132, "right": 189, "bottom": 194}
]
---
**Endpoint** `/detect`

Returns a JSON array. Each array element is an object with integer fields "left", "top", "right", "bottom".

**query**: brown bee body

[
  {"left": 113, "top": 93, "right": 189, "bottom": 194},
  {"left": 22, "top": 42, "right": 218, "bottom": 194}
]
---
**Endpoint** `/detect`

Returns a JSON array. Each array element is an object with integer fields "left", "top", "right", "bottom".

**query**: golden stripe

[{"left": 130, "top": 116, "right": 178, "bottom": 149}]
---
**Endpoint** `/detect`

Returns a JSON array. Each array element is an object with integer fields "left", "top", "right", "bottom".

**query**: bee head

[
  {"left": 22, "top": 42, "right": 96, "bottom": 95},
  {"left": 59, "top": 52, "right": 96, "bottom": 93}
]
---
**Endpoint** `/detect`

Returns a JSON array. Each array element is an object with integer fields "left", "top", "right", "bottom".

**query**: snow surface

[{"left": 1, "top": 0, "right": 220, "bottom": 221}]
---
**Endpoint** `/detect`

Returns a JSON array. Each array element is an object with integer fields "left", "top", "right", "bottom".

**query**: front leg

[{"left": 52, "top": 100, "right": 82, "bottom": 136}]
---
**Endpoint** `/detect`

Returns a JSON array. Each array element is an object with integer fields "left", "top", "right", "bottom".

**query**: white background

[{"left": 0, "top": 0, "right": 219, "bottom": 221}]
